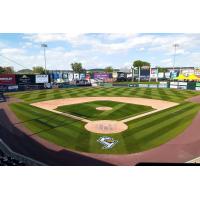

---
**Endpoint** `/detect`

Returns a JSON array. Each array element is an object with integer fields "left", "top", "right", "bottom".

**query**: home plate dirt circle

[
  {"left": 85, "top": 120, "right": 128, "bottom": 134},
  {"left": 96, "top": 106, "right": 112, "bottom": 111}
]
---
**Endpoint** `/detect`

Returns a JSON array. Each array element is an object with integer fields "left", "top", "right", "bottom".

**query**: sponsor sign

[
  {"left": 158, "top": 72, "right": 164, "bottom": 78},
  {"left": 178, "top": 82, "right": 187, "bottom": 86},
  {"left": 158, "top": 84, "right": 168, "bottom": 88},
  {"left": 194, "top": 68, "right": 200, "bottom": 75},
  {"left": 16, "top": 74, "right": 35, "bottom": 85},
  {"left": 74, "top": 73, "right": 79, "bottom": 79},
  {"left": 97, "top": 136, "right": 118, "bottom": 149},
  {"left": 196, "top": 87, "right": 200, "bottom": 91},
  {"left": 8, "top": 85, "right": 18, "bottom": 91},
  {"left": 80, "top": 73, "right": 85, "bottom": 79},
  {"left": 171, "top": 72, "right": 178, "bottom": 78},
  {"left": 165, "top": 72, "right": 171, "bottom": 78},
  {"left": 94, "top": 73, "right": 110, "bottom": 79},
  {"left": 129, "top": 84, "right": 138, "bottom": 87},
  {"left": 178, "top": 85, "right": 187, "bottom": 90},
  {"left": 112, "top": 72, "right": 118, "bottom": 78},
  {"left": 35, "top": 75, "right": 49, "bottom": 83},
  {"left": 140, "top": 66, "right": 150, "bottom": 77},
  {"left": 149, "top": 84, "right": 158, "bottom": 88},
  {"left": 68, "top": 73, "right": 73, "bottom": 81},
  {"left": 196, "top": 82, "right": 200, "bottom": 87},
  {"left": 170, "top": 85, "right": 178, "bottom": 89},
  {"left": 0, "top": 74, "right": 16, "bottom": 85},
  {"left": 150, "top": 68, "right": 158, "bottom": 78},
  {"left": 139, "top": 84, "right": 149, "bottom": 88},
  {"left": 85, "top": 73, "right": 91, "bottom": 80},
  {"left": 170, "top": 82, "right": 178, "bottom": 85}
]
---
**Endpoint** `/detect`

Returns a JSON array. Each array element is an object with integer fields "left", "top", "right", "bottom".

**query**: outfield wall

[{"left": 107, "top": 81, "right": 200, "bottom": 91}]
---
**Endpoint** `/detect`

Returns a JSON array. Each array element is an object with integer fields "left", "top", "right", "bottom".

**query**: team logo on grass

[{"left": 97, "top": 136, "right": 118, "bottom": 149}]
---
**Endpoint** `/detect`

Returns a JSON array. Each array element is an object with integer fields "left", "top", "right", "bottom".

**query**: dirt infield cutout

[{"left": 31, "top": 97, "right": 178, "bottom": 134}]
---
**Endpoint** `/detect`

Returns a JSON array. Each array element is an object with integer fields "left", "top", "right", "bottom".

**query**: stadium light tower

[
  {"left": 41, "top": 43, "right": 48, "bottom": 74},
  {"left": 173, "top": 43, "right": 179, "bottom": 71}
]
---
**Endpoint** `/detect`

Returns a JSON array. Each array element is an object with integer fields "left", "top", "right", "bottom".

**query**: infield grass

[{"left": 56, "top": 100, "right": 154, "bottom": 120}]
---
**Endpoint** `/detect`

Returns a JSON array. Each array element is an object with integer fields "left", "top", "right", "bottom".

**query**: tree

[
  {"left": 71, "top": 62, "right": 83, "bottom": 79},
  {"left": 133, "top": 60, "right": 151, "bottom": 82},
  {"left": 0, "top": 67, "right": 5, "bottom": 74},
  {"left": 104, "top": 66, "right": 113, "bottom": 73},
  {"left": 32, "top": 66, "right": 45, "bottom": 74},
  {"left": 0, "top": 66, "right": 14, "bottom": 74}
]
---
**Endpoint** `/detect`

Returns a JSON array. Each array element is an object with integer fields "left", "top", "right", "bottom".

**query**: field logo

[{"left": 97, "top": 136, "right": 118, "bottom": 149}]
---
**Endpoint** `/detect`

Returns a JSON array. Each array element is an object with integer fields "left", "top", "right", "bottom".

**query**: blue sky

[{"left": 0, "top": 33, "right": 200, "bottom": 71}]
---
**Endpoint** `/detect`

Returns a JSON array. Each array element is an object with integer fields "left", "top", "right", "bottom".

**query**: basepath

[{"left": 1, "top": 95, "right": 200, "bottom": 165}]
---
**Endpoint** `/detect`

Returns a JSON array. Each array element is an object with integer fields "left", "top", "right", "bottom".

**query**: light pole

[
  {"left": 173, "top": 43, "right": 179, "bottom": 71},
  {"left": 41, "top": 43, "right": 48, "bottom": 74}
]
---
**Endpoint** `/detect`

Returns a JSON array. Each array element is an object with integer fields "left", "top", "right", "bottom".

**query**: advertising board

[
  {"left": 0, "top": 74, "right": 16, "bottom": 85},
  {"left": 158, "top": 72, "right": 164, "bottom": 78},
  {"left": 170, "top": 82, "right": 178, "bottom": 85},
  {"left": 196, "top": 87, "right": 200, "bottom": 91},
  {"left": 196, "top": 82, "right": 200, "bottom": 87},
  {"left": 170, "top": 85, "right": 178, "bottom": 89},
  {"left": 80, "top": 73, "right": 85, "bottom": 79},
  {"left": 178, "top": 82, "right": 187, "bottom": 86},
  {"left": 16, "top": 75, "right": 35, "bottom": 85},
  {"left": 165, "top": 72, "right": 171, "bottom": 78},
  {"left": 139, "top": 84, "right": 149, "bottom": 88},
  {"left": 7, "top": 85, "right": 18, "bottom": 91},
  {"left": 149, "top": 84, "right": 158, "bottom": 88},
  {"left": 150, "top": 68, "right": 158, "bottom": 78},
  {"left": 35, "top": 75, "right": 49, "bottom": 83},
  {"left": 178, "top": 85, "right": 187, "bottom": 90},
  {"left": 94, "top": 73, "right": 110, "bottom": 79}
]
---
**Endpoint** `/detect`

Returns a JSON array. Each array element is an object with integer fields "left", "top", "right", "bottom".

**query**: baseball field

[{"left": 8, "top": 87, "right": 200, "bottom": 154}]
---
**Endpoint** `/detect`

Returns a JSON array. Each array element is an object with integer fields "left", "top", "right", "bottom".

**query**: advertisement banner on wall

[
  {"left": 164, "top": 72, "right": 171, "bottom": 79},
  {"left": 170, "top": 72, "right": 178, "bottom": 79},
  {"left": 8, "top": 85, "right": 18, "bottom": 91},
  {"left": 139, "top": 84, "right": 149, "bottom": 88},
  {"left": 140, "top": 66, "right": 150, "bottom": 78},
  {"left": 158, "top": 81, "right": 168, "bottom": 88},
  {"left": 35, "top": 75, "right": 49, "bottom": 83},
  {"left": 68, "top": 73, "right": 73, "bottom": 81},
  {"left": 16, "top": 74, "right": 35, "bottom": 85},
  {"left": 94, "top": 73, "right": 110, "bottom": 79},
  {"left": 74, "top": 73, "right": 79, "bottom": 79},
  {"left": 194, "top": 68, "right": 200, "bottom": 75},
  {"left": 149, "top": 84, "right": 158, "bottom": 88},
  {"left": 150, "top": 68, "right": 158, "bottom": 78},
  {"left": 85, "top": 73, "right": 91, "bottom": 80},
  {"left": 0, "top": 74, "right": 16, "bottom": 85},
  {"left": 80, "top": 73, "right": 85, "bottom": 79},
  {"left": 196, "top": 87, "right": 200, "bottom": 91},
  {"left": 158, "top": 72, "right": 164, "bottom": 78},
  {"left": 178, "top": 82, "right": 187, "bottom": 86}
]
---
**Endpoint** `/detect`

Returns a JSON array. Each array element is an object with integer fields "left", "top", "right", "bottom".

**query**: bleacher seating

[{"left": 0, "top": 149, "right": 26, "bottom": 166}]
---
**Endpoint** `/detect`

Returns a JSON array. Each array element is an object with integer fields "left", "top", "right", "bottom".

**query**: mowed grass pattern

[
  {"left": 56, "top": 100, "right": 154, "bottom": 120},
  {"left": 9, "top": 87, "right": 200, "bottom": 103},
  {"left": 9, "top": 102, "right": 200, "bottom": 154}
]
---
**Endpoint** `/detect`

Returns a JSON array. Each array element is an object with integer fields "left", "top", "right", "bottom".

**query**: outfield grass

[
  {"left": 8, "top": 86, "right": 200, "bottom": 103},
  {"left": 56, "top": 100, "right": 154, "bottom": 120},
  {"left": 8, "top": 87, "right": 200, "bottom": 154}
]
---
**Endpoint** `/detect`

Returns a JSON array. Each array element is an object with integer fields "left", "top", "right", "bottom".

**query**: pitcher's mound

[
  {"left": 85, "top": 120, "right": 128, "bottom": 134},
  {"left": 96, "top": 106, "right": 112, "bottom": 111}
]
